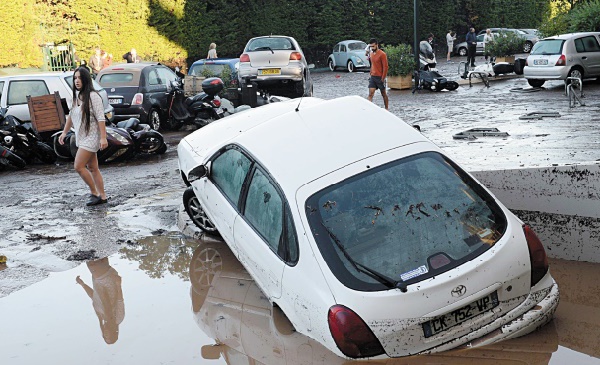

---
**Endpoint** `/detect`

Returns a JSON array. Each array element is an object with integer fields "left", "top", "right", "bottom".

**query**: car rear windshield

[
  {"left": 305, "top": 152, "right": 507, "bottom": 291},
  {"left": 348, "top": 42, "right": 367, "bottom": 51},
  {"left": 98, "top": 73, "right": 135, "bottom": 84},
  {"left": 247, "top": 38, "right": 296, "bottom": 51},
  {"left": 189, "top": 64, "right": 228, "bottom": 77},
  {"left": 531, "top": 39, "right": 565, "bottom": 55}
]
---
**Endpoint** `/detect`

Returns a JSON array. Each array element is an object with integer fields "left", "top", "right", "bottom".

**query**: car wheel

[
  {"left": 527, "top": 79, "right": 545, "bottom": 87},
  {"left": 328, "top": 59, "right": 335, "bottom": 72},
  {"left": 148, "top": 108, "right": 162, "bottom": 131},
  {"left": 523, "top": 41, "right": 533, "bottom": 53},
  {"left": 294, "top": 78, "right": 305, "bottom": 98},
  {"left": 347, "top": 60, "right": 355, "bottom": 73},
  {"left": 183, "top": 186, "right": 219, "bottom": 234},
  {"left": 567, "top": 67, "right": 584, "bottom": 83},
  {"left": 458, "top": 47, "right": 467, "bottom": 57}
]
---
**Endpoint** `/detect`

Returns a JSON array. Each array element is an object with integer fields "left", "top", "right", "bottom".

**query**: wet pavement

[{"left": 1, "top": 56, "right": 600, "bottom": 363}]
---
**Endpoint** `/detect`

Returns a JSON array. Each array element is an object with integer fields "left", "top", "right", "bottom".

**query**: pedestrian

[
  {"left": 427, "top": 33, "right": 435, "bottom": 47},
  {"left": 367, "top": 38, "right": 389, "bottom": 110},
  {"left": 122, "top": 48, "right": 141, "bottom": 63},
  {"left": 101, "top": 50, "right": 113, "bottom": 69},
  {"left": 466, "top": 27, "right": 477, "bottom": 67},
  {"left": 446, "top": 30, "right": 456, "bottom": 62},
  {"left": 483, "top": 29, "right": 495, "bottom": 63},
  {"left": 76, "top": 257, "right": 124, "bottom": 344},
  {"left": 58, "top": 67, "right": 108, "bottom": 206},
  {"left": 207, "top": 43, "right": 218, "bottom": 59},
  {"left": 89, "top": 47, "right": 104, "bottom": 78}
]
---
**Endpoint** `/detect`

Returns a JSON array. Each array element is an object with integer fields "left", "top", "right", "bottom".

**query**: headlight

[
  {"left": 108, "top": 129, "right": 129, "bottom": 144},
  {"left": 356, "top": 59, "right": 364, "bottom": 65}
]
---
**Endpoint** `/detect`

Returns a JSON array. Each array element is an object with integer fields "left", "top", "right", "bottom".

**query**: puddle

[{"left": 0, "top": 234, "right": 599, "bottom": 364}]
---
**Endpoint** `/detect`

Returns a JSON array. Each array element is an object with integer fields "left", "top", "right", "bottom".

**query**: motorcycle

[
  {"left": 52, "top": 118, "right": 167, "bottom": 164},
  {"left": 414, "top": 41, "right": 459, "bottom": 92},
  {"left": 0, "top": 108, "right": 57, "bottom": 165},
  {"left": 0, "top": 144, "right": 26, "bottom": 170},
  {"left": 165, "top": 74, "right": 226, "bottom": 130}
]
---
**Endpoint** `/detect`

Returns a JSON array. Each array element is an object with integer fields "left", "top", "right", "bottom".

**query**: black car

[{"left": 97, "top": 63, "right": 178, "bottom": 131}]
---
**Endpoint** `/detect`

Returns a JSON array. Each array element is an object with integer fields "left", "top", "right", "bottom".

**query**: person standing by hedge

[
  {"left": 466, "top": 27, "right": 477, "bottom": 67},
  {"left": 367, "top": 38, "right": 389, "bottom": 110},
  {"left": 207, "top": 43, "right": 218, "bottom": 59},
  {"left": 483, "top": 29, "right": 495, "bottom": 63},
  {"left": 446, "top": 30, "right": 456, "bottom": 62}
]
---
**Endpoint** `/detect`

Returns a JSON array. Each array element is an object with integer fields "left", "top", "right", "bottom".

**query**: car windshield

[
  {"left": 348, "top": 42, "right": 367, "bottom": 51},
  {"left": 189, "top": 64, "right": 227, "bottom": 77},
  {"left": 305, "top": 152, "right": 507, "bottom": 291},
  {"left": 531, "top": 39, "right": 565, "bottom": 55},
  {"left": 247, "top": 38, "right": 295, "bottom": 51}
]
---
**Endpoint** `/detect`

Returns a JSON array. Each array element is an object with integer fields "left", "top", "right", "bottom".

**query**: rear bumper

[
  {"left": 524, "top": 65, "right": 569, "bottom": 80},
  {"left": 238, "top": 65, "right": 304, "bottom": 83}
]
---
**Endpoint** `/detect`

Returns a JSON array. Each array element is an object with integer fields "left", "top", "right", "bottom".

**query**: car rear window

[
  {"left": 189, "top": 64, "right": 228, "bottom": 77},
  {"left": 98, "top": 73, "right": 134, "bottom": 84},
  {"left": 348, "top": 42, "right": 367, "bottom": 51},
  {"left": 247, "top": 38, "right": 295, "bottom": 51},
  {"left": 531, "top": 39, "right": 564, "bottom": 55},
  {"left": 305, "top": 152, "right": 507, "bottom": 291}
]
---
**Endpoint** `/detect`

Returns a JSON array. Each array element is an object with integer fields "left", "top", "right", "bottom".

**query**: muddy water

[{"left": 1, "top": 234, "right": 598, "bottom": 364}]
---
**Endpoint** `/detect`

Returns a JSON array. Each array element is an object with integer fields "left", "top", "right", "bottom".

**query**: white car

[
  {"left": 524, "top": 32, "right": 600, "bottom": 87},
  {"left": 0, "top": 71, "right": 114, "bottom": 123},
  {"left": 177, "top": 95, "right": 559, "bottom": 359}
]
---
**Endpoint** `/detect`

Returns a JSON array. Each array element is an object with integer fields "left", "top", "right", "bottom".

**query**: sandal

[{"left": 86, "top": 194, "right": 108, "bottom": 206}]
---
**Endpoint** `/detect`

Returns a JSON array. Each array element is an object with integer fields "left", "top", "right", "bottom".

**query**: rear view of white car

[
  {"left": 524, "top": 32, "right": 600, "bottom": 87},
  {"left": 177, "top": 96, "right": 559, "bottom": 359}
]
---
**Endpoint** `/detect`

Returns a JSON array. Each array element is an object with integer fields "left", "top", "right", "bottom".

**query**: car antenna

[{"left": 295, "top": 96, "right": 304, "bottom": 112}]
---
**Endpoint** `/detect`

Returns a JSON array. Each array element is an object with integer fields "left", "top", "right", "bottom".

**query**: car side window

[
  {"left": 147, "top": 69, "right": 160, "bottom": 86},
  {"left": 7, "top": 80, "right": 49, "bottom": 105},
  {"left": 244, "top": 168, "right": 284, "bottom": 254},
  {"left": 576, "top": 36, "right": 600, "bottom": 53},
  {"left": 340, "top": 45, "right": 347, "bottom": 53},
  {"left": 0, "top": 81, "right": 4, "bottom": 99},
  {"left": 156, "top": 67, "right": 176, "bottom": 85},
  {"left": 477, "top": 35, "right": 485, "bottom": 42},
  {"left": 334, "top": 44, "right": 340, "bottom": 52},
  {"left": 211, "top": 147, "right": 252, "bottom": 207}
]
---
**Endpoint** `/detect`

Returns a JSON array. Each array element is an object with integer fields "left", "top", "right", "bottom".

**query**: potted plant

[
  {"left": 384, "top": 44, "right": 416, "bottom": 90},
  {"left": 485, "top": 31, "right": 525, "bottom": 64}
]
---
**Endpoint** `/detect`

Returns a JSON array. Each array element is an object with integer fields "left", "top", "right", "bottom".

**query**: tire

[
  {"left": 137, "top": 131, "right": 165, "bottom": 154},
  {"left": 35, "top": 142, "right": 57, "bottom": 164},
  {"left": 527, "top": 79, "right": 545, "bottom": 87},
  {"left": 156, "top": 142, "right": 167, "bottom": 154},
  {"left": 328, "top": 59, "right": 335, "bottom": 71},
  {"left": 567, "top": 67, "right": 584, "bottom": 83},
  {"left": 458, "top": 47, "right": 467, "bottom": 57},
  {"left": 148, "top": 108, "right": 162, "bottom": 131},
  {"left": 347, "top": 60, "right": 355, "bottom": 73},
  {"left": 523, "top": 41, "right": 533, "bottom": 53},
  {"left": 166, "top": 117, "right": 183, "bottom": 131},
  {"left": 183, "top": 186, "right": 219, "bottom": 234},
  {"left": 294, "top": 79, "right": 305, "bottom": 98},
  {"left": 445, "top": 81, "right": 459, "bottom": 91},
  {"left": 0, "top": 147, "right": 26, "bottom": 169}
]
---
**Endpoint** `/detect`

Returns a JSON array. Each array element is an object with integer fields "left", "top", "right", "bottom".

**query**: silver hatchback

[
  {"left": 238, "top": 35, "right": 313, "bottom": 98},
  {"left": 524, "top": 32, "right": 600, "bottom": 87}
]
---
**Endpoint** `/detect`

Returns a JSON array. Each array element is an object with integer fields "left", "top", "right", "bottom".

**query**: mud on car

[{"left": 177, "top": 95, "right": 559, "bottom": 359}]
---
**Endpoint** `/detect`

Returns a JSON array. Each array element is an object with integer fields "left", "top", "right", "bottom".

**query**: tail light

[
  {"left": 328, "top": 305, "right": 385, "bottom": 358},
  {"left": 240, "top": 53, "right": 250, "bottom": 63},
  {"left": 555, "top": 54, "right": 566, "bottom": 66},
  {"left": 523, "top": 225, "right": 549, "bottom": 286},
  {"left": 132, "top": 93, "right": 143, "bottom": 105},
  {"left": 212, "top": 99, "right": 221, "bottom": 107},
  {"left": 290, "top": 52, "right": 302, "bottom": 61}
]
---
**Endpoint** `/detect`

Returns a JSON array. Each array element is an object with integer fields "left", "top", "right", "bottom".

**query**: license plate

[
  {"left": 533, "top": 59, "right": 548, "bottom": 65},
  {"left": 259, "top": 68, "right": 281, "bottom": 75},
  {"left": 422, "top": 291, "right": 499, "bottom": 338},
  {"left": 109, "top": 98, "right": 122, "bottom": 104}
]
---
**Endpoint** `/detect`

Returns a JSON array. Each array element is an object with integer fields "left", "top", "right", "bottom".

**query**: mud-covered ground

[{"left": 1, "top": 52, "right": 599, "bottom": 297}]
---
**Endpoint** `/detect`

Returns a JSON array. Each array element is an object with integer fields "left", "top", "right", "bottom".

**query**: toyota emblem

[{"left": 451, "top": 285, "right": 467, "bottom": 297}]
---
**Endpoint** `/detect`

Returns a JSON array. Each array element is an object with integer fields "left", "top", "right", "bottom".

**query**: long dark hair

[{"left": 72, "top": 66, "right": 96, "bottom": 134}]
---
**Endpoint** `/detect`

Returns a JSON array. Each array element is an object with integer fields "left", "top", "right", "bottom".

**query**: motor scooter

[
  {"left": 414, "top": 41, "right": 459, "bottom": 92},
  {"left": 0, "top": 144, "right": 26, "bottom": 170},
  {"left": 0, "top": 108, "right": 57, "bottom": 164},
  {"left": 165, "top": 74, "right": 226, "bottom": 130}
]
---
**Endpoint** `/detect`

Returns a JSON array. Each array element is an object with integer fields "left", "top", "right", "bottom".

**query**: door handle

[{"left": 582, "top": 56, "right": 588, "bottom": 60}]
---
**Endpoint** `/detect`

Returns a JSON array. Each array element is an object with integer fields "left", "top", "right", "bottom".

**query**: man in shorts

[{"left": 367, "top": 38, "right": 389, "bottom": 110}]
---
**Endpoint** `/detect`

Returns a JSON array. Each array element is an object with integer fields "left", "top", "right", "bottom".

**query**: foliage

[
  {"left": 485, "top": 31, "right": 526, "bottom": 57},
  {"left": 538, "top": 12, "right": 570, "bottom": 36},
  {"left": 384, "top": 44, "right": 416, "bottom": 76},
  {"left": 568, "top": 0, "right": 600, "bottom": 32}
]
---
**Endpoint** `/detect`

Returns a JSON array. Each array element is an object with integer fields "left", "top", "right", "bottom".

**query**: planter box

[
  {"left": 495, "top": 56, "right": 515, "bottom": 64},
  {"left": 387, "top": 75, "right": 413, "bottom": 90}
]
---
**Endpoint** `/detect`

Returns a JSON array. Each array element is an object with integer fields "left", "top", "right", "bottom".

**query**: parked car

[
  {"left": 478, "top": 28, "right": 539, "bottom": 53},
  {"left": 97, "top": 63, "right": 178, "bottom": 130},
  {"left": 188, "top": 58, "right": 240, "bottom": 88},
  {"left": 520, "top": 29, "right": 540, "bottom": 37},
  {"left": 0, "top": 71, "right": 114, "bottom": 124},
  {"left": 524, "top": 32, "right": 600, "bottom": 87},
  {"left": 454, "top": 34, "right": 485, "bottom": 56},
  {"left": 328, "top": 40, "right": 370, "bottom": 72},
  {"left": 237, "top": 35, "right": 313, "bottom": 98},
  {"left": 178, "top": 95, "right": 559, "bottom": 359}
]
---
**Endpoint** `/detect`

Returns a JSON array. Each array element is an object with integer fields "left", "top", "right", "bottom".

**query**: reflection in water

[
  {"left": 76, "top": 257, "right": 125, "bottom": 344},
  {"left": 187, "top": 238, "right": 564, "bottom": 365}
]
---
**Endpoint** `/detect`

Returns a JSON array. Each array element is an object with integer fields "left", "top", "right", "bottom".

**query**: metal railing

[
  {"left": 41, "top": 43, "right": 77, "bottom": 72},
  {"left": 564, "top": 77, "right": 585, "bottom": 108}
]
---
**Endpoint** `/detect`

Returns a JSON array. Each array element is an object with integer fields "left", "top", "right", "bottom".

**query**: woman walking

[{"left": 58, "top": 67, "right": 108, "bottom": 206}]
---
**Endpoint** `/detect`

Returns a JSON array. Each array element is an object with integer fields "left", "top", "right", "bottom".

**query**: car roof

[
  {"left": 190, "top": 58, "right": 239, "bottom": 67},
  {"left": 0, "top": 71, "right": 73, "bottom": 81},
  {"left": 219, "top": 96, "right": 429, "bottom": 193},
  {"left": 338, "top": 40, "right": 366, "bottom": 44},
  {"left": 541, "top": 31, "right": 600, "bottom": 40}
]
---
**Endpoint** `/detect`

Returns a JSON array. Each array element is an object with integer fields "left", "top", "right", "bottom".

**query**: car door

[
  {"left": 477, "top": 34, "right": 485, "bottom": 54},
  {"left": 5, "top": 79, "right": 50, "bottom": 121},
  {"left": 202, "top": 146, "right": 253, "bottom": 247},
  {"left": 339, "top": 44, "right": 348, "bottom": 66},
  {"left": 332, "top": 43, "right": 341, "bottom": 66},
  {"left": 155, "top": 66, "right": 177, "bottom": 113},
  {"left": 233, "top": 165, "right": 298, "bottom": 300},
  {"left": 144, "top": 67, "right": 166, "bottom": 113},
  {"left": 574, "top": 35, "right": 600, "bottom": 76}
]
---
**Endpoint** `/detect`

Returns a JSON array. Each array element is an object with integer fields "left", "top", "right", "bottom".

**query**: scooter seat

[
  {"left": 185, "top": 92, "right": 210, "bottom": 107},
  {"left": 116, "top": 118, "right": 140, "bottom": 130}
]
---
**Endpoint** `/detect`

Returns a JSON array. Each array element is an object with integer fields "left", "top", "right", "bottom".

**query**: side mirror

[
  {"left": 188, "top": 164, "right": 208, "bottom": 182},
  {"left": 308, "top": 63, "right": 315, "bottom": 69}
]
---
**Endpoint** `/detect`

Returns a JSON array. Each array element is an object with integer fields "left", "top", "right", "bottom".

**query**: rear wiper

[
  {"left": 321, "top": 223, "right": 408, "bottom": 292},
  {"left": 255, "top": 46, "right": 275, "bottom": 54}
]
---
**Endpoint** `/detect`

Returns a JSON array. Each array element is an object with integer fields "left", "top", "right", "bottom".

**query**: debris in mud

[
  {"left": 27, "top": 233, "right": 66, "bottom": 241},
  {"left": 151, "top": 229, "right": 166, "bottom": 236},
  {"left": 519, "top": 111, "right": 561, "bottom": 120},
  {"left": 30, "top": 247, "right": 41, "bottom": 252},
  {"left": 67, "top": 250, "right": 98, "bottom": 261},
  {"left": 453, "top": 128, "right": 509, "bottom": 140}
]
